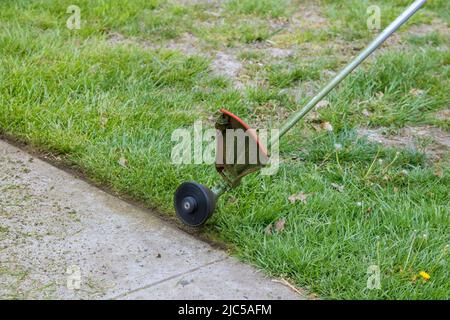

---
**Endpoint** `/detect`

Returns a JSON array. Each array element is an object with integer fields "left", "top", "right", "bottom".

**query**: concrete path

[{"left": 0, "top": 140, "right": 302, "bottom": 300}]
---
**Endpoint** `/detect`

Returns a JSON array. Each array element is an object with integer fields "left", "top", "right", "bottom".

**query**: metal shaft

[{"left": 269, "top": 0, "right": 427, "bottom": 147}]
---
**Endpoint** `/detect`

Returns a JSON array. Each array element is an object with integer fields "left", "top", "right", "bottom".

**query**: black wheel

[{"left": 174, "top": 182, "right": 216, "bottom": 227}]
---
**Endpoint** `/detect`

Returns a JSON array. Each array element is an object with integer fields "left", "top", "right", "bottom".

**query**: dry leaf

[
  {"left": 410, "top": 88, "right": 425, "bottom": 96},
  {"left": 274, "top": 218, "right": 285, "bottom": 232},
  {"left": 265, "top": 218, "right": 286, "bottom": 234},
  {"left": 272, "top": 278, "right": 304, "bottom": 295},
  {"left": 100, "top": 116, "right": 108, "bottom": 128},
  {"left": 264, "top": 223, "right": 273, "bottom": 235},
  {"left": 320, "top": 121, "right": 333, "bottom": 132},
  {"left": 331, "top": 183, "right": 344, "bottom": 192},
  {"left": 311, "top": 123, "right": 321, "bottom": 132},
  {"left": 118, "top": 156, "right": 128, "bottom": 168},
  {"left": 434, "top": 165, "right": 444, "bottom": 178},
  {"left": 362, "top": 109, "right": 372, "bottom": 117},
  {"left": 375, "top": 91, "right": 384, "bottom": 98},
  {"left": 228, "top": 196, "right": 237, "bottom": 203},
  {"left": 308, "top": 292, "right": 319, "bottom": 300},
  {"left": 306, "top": 111, "right": 320, "bottom": 122},
  {"left": 316, "top": 100, "right": 330, "bottom": 109},
  {"left": 288, "top": 192, "right": 309, "bottom": 204}
]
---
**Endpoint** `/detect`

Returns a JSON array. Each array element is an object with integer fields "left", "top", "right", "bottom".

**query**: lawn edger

[{"left": 174, "top": 0, "right": 427, "bottom": 227}]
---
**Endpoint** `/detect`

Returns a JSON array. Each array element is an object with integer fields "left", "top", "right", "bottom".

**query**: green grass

[
  {"left": 0, "top": 0, "right": 449, "bottom": 299},
  {"left": 225, "top": 0, "right": 291, "bottom": 18}
]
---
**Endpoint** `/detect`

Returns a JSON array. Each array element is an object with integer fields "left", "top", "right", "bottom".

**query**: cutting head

[{"left": 215, "top": 109, "right": 269, "bottom": 186}]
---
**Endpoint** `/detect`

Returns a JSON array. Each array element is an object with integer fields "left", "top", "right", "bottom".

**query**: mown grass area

[{"left": 1, "top": 0, "right": 449, "bottom": 299}]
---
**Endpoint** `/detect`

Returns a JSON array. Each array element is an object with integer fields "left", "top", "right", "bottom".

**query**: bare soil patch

[{"left": 357, "top": 126, "right": 450, "bottom": 160}]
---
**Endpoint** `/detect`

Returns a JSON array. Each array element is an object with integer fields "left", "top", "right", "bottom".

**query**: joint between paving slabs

[{"left": 109, "top": 256, "right": 230, "bottom": 300}]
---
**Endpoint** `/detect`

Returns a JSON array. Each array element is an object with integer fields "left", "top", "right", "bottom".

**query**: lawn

[{"left": 0, "top": 0, "right": 449, "bottom": 299}]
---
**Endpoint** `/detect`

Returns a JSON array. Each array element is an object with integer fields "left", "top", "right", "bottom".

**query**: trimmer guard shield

[{"left": 215, "top": 109, "right": 269, "bottom": 186}]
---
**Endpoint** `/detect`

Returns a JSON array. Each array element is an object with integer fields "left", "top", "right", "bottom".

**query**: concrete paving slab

[
  {"left": 120, "top": 258, "right": 301, "bottom": 300},
  {"left": 0, "top": 139, "right": 303, "bottom": 300}
]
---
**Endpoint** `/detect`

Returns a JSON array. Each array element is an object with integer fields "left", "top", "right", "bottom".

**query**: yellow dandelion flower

[{"left": 419, "top": 271, "right": 430, "bottom": 281}]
